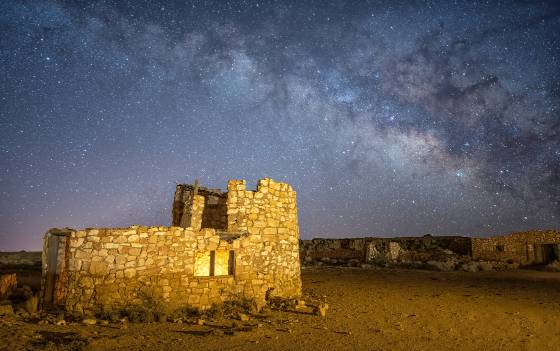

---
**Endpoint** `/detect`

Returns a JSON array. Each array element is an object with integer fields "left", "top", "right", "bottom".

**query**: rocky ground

[{"left": 1, "top": 265, "right": 560, "bottom": 350}]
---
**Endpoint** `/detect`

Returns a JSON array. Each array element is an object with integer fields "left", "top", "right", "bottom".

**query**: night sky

[{"left": 1, "top": 1, "right": 559, "bottom": 251}]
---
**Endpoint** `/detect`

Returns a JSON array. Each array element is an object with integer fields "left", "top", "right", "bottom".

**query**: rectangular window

[
  {"left": 209, "top": 250, "right": 216, "bottom": 276},
  {"left": 495, "top": 244, "right": 505, "bottom": 252},
  {"left": 228, "top": 250, "right": 235, "bottom": 276},
  {"left": 194, "top": 250, "right": 235, "bottom": 277}
]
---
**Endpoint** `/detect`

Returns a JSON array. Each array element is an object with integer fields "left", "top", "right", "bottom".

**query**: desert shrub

[
  {"left": 204, "top": 303, "right": 223, "bottom": 319},
  {"left": 266, "top": 296, "right": 297, "bottom": 310},
  {"left": 125, "top": 306, "right": 155, "bottom": 323},
  {"left": 92, "top": 304, "right": 112, "bottom": 321},
  {"left": 170, "top": 306, "right": 200, "bottom": 320},
  {"left": 223, "top": 296, "right": 256, "bottom": 315},
  {"left": 137, "top": 286, "right": 166, "bottom": 315},
  {"left": 109, "top": 285, "right": 171, "bottom": 323}
]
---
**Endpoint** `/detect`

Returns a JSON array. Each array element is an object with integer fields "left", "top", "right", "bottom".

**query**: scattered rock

[
  {"left": 315, "top": 303, "right": 328, "bottom": 317},
  {"left": 478, "top": 262, "right": 494, "bottom": 271},
  {"left": 295, "top": 300, "right": 306, "bottom": 310},
  {"left": 0, "top": 304, "right": 14, "bottom": 316},
  {"left": 238, "top": 313, "right": 250, "bottom": 322},
  {"left": 23, "top": 295, "right": 38, "bottom": 314},
  {"left": 82, "top": 318, "right": 97, "bottom": 326},
  {"left": 545, "top": 260, "right": 560, "bottom": 272},
  {"left": 460, "top": 262, "right": 479, "bottom": 272},
  {"left": 212, "top": 329, "right": 225, "bottom": 336},
  {"left": 426, "top": 260, "right": 456, "bottom": 271},
  {"left": 0, "top": 274, "right": 17, "bottom": 300}
]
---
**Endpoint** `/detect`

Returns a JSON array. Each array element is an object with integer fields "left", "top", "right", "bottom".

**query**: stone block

[
  {"left": 124, "top": 268, "right": 136, "bottom": 279},
  {"left": 89, "top": 261, "right": 108, "bottom": 275}
]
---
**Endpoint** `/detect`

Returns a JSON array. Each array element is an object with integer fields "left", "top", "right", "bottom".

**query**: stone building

[
  {"left": 300, "top": 235, "right": 472, "bottom": 265},
  {"left": 300, "top": 230, "right": 560, "bottom": 267},
  {"left": 40, "top": 178, "right": 301, "bottom": 315},
  {"left": 472, "top": 230, "right": 560, "bottom": 265}
]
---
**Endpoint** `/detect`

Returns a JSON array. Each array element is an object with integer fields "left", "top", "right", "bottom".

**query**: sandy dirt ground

[{"left": 1, "top": 266, "right": 560, "bottom": 351}]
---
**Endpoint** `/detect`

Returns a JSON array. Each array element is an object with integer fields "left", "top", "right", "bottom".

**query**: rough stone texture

[
  {"left": 0, "top": 273, "right": 17, "bottom": 300},
  {"left": 172, "top": 185, "right": 227, "bottom": 230},
  {"left": 300, "top": 236, "right": 472, "bottom": 265},
  {"left": 472, "top": 230, "right": 560, "bottom": 265},
  {"left": 301, "top": 231, "right": 560, "bottom": 269},
  {"left": 41, "top": 178, "right": 301, "bottom": 315},
  {"left": 0, "top": 252, "right": 42, "bottom": 267}
]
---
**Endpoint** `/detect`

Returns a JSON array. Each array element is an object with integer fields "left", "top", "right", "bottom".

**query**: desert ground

[{"left": 1, "top": 265, "right": 560, "bottom": 351}]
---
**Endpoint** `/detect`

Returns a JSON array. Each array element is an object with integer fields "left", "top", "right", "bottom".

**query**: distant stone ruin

[
  {"left": 40, "top": 178, "right": 302, "bottom": 315},
  {"left": 301, "top": 230, "right": 560, "bottom": 271},
  {"left": 472, "top": 230, "right": 560, "bottom": 265}
]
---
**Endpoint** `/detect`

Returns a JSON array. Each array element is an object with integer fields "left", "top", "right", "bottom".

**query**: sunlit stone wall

[
  {"left": 472, "top": 230, "right": 560, "bottom": 264},
  {"left": 226, "top": 178, "right": 301, "bottom": 298},
  {"left": 41, "top": 178, "right": 301, "bottom": 315}
]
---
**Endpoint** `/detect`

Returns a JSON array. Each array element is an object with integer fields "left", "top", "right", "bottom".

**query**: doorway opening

[{"left": 541, "top": 244, "right": 559, "bottom": 264}]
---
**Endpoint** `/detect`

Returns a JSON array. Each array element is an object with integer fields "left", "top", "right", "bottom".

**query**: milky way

[{"left": 1, "top": 0, "right": 559, "bottom": 250}]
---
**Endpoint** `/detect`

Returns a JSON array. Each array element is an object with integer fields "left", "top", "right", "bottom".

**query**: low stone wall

[
  {"left": 472, "top": 230, "right": 560, "bottom": 265},
  {"left": 302, "top": 231, "right": 560, "bottom": 270},
  {"left": 42, "top": 226, "right": 300, "bottom": 315},
  {"left": 300, "top": 236, "right": 472, "bottom": 266},
  {"left": 0, "top": 252, "right": 42, "bottom": 268}
]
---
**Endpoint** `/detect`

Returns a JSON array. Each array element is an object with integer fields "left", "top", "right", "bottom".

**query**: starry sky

[{"left": 1, "top": 0, "right": 559, "bottom": 251}]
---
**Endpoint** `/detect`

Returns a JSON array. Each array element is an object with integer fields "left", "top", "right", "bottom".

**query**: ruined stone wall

[
  {"left": 472, "top": 230, "right": 560, "bottom": 264},
  {"left": 300, "top": 236, "right": 472, "bottom": 264},
  {"left": 226, "top": 178, "right": 301, "bottom": 298},
  {"left": 300, "top": 238, "right": 367, "bottom": 261},
  {"left": 172, "top": 185, "right": 227, "bottom": 230},
  {"left": 41, "top": 178, "right": 301, "bottom": 315},
  {"left": 0, "top": 252, "right": 42, "bottom": 268},
  {"left": 172, "top": 185, "right": 194, "bottom": 227},
  {"left": 201, "top": 194, "right": 227, "bottom": 229}
]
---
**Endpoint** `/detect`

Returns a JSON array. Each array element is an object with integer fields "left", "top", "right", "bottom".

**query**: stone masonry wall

[
  {"left": 472, "top": 230, "right": 560, "bottom": 264},
  {"left": 42, "top": 178, "right": 301, "bottom": 315},
  {"left": 172, "top": 185, "right": 227, "bottom": 230},
  {"left": 300, "top": 236, "right": 472, "bottom": 264},
  {"left": 226, "top": 178, "right": 301, "bottom": 298}
]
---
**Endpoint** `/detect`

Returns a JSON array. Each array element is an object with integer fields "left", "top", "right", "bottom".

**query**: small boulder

[
  {"left": 82, "top": 318, "right": 97, "bottom": 326},
  {"left": 0, "top": 274, "right": 17, "bottom": 300},
  {"left": 460, "top": 262, "right": 479, "bottom": 272},
  {"left": 0, "top": 304, "right": 14, "bottom": 316},
  {"left": 238, "top": 313, "right": 250, "bottom": 322},
  {"left": 478, "top": 261, "right": 494, "bottom": 271},
  {"left": 315, "top": 303, "right": 328, "bottom": 317}
]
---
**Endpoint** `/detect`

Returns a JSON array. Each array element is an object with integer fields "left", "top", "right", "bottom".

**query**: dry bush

[
  {"left": 170, "top": 306, "right": 200, "bottom": 321},
  {"left": 203, "top": 303, "right": 223, "bottom": 319}
]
